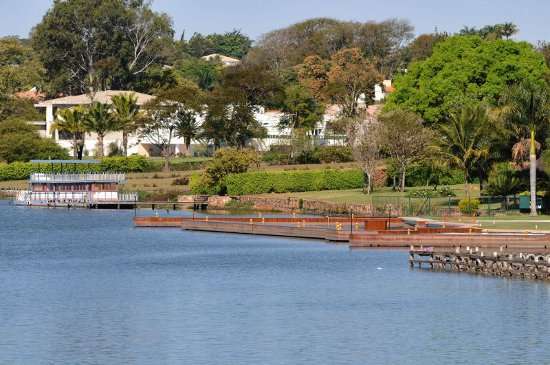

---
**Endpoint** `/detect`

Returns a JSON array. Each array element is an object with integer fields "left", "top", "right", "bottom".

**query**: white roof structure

[
  {"left": 201, "top": 53, "right": 241, "bottom": 67},
  {"left": 35, "top": 90, "right": 155, "bottom": 107}
]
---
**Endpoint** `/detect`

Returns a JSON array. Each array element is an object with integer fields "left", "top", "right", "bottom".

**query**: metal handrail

[{"left": 30, "top": 173, "right": 126, "bottom": 183}]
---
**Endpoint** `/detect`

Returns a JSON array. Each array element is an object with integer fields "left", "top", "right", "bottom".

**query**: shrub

[
  {"left": 100, "top": 156, "right": 150, "bottom": 172},
  {"left": 484, "top": 163, "right": 521, "bottom": 196},
  {"left": 312, "top": 146, "right": 353, "bottom": 163},
  {"left": 262, "top": 150, "right": 291, "bottom": 165},
  {"left": 458, "top": 198, "right": 479, "bottom": 216},
  {"left": 172, "top": 176, "right": 189, "bottom": 186},
  {"left": 224, "top": 169, "right": 363, "bottom": 195},
  {"left": 404, "top": 162, "right": 464, "bottom": 187}
]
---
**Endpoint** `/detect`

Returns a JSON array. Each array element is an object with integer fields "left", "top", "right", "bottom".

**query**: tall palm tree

[
  {"left": 500, "top": 81, "right": 550, "bottom": 216},
  {"left": 435, "top": 104, "right": 493, "bottom": 196},
  {"left": 51, "top": 107, "right": 87, "bottom": 159},
  {"left": 111, "top": 93, "right": 140, "bottom": 156},
  {"left": 83, "top": 102, "right": 116, "bottom": 158}
]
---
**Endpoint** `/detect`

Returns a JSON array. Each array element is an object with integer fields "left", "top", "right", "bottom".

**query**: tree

[
  {"left": 0, "top": 119, "right": 68, "bottom": 162},
  {"left": 386, "top": 35, "right": 548, "bottom": 124},
  {"left": 459, "top": 23, "right": 518, "bottom": 40},
  {"left": 0, "top": 37, "right": 44, "bottom": 95},
  {"left": 193, "top": 147, "right": 260, "bottom": 195},
  {"left": 434, "top": 104, "right": 493, "bottom": 194},
  {"left": 406, "top": 33, "right": 447, "bottom": 62},
  {"left": 279, "top": 85, "right": 325, "bottom": 156},
  {"left": 296, "top": 55, "right": 330, "bottom": 101},
  {"left": 348, "top": 114, "right": 381, "bottom": 194},
  {"left": 379, "top": 109, "right": 433, "bottom": 192},
  {"left": 111, "top": 93, "right": 140, "bottom": 156},
  {"left": 251, "top": 18, "right": 413, "bottom": 75},
  {"left": 137, "top": 89, "right": 202, "bottom": 170},
  {"left": 325, "top": 48, "right": 382, "bottom": 117},
  {"left": 31, "top": 0, "right": 173, "bottom": 94},
  {"left": 500, "top": 81, "right": 550, "bottom": 216},
  {"left": 159, "top": 83, "right": 205, "bottom": 154},
  {"left": 51, "top": 107, "right": 87, "bottom": 159},
  {"left": 185, "top": 30, "right": 253, "bottom": 59},
  {"left": 173, "top": 58, "right": 220, "bottom": 90},
  {"left": 83, "top": 102, "right": 116, "bottom": 158}
]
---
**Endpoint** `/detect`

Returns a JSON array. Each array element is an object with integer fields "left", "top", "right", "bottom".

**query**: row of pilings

[{"left": 409, "top": 246, "right": 550, "bottom": 281}]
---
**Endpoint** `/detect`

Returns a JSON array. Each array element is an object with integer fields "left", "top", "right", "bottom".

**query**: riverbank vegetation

[{"left": 2, "top": 1, "right": 550, "bottom": 216}]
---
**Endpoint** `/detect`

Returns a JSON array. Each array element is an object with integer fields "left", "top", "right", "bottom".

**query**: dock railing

[{"left": 30, "top": 173, "right": 126, "bottom": 184}]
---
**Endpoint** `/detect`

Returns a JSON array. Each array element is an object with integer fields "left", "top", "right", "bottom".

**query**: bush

[
  {"left": 0, "top": 156, "right": 151, "bottom": 181},
  {"left": 262, "top": 150, "right": 291, "bottom": 165},
  {"left": 100, "top": 156, "right": 150, "bottom": 172},
  {"left": 312, "top": 146, "right": 353, "bottom": 163},
  {"left": 404, "top": 162, "right": 464, "bottom": 187},
  {"left": 458, "top": 198, "right": 479, "bottom": 216},
  {"left": 484, "top": 163, "right": 521, "bottom": 196},
  {"left": 172, "top": 176, "right": 189, "bottom": 186},
  {"left": 224, "top": 169, "right": 364, "bottom": 195}
]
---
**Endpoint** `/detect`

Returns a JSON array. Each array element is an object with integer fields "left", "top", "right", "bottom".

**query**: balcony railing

[{"left": 30, "top": 173, "right": 126, "bottom": 184}]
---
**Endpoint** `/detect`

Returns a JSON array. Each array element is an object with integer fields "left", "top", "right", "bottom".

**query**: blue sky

[{"left": 0, "top": 0, "right": 547, "bottom": 43}]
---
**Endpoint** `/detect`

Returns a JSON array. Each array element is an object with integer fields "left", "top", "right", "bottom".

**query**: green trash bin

[{"left": 519, "top": 195, "right": 543, "bottom": 212}]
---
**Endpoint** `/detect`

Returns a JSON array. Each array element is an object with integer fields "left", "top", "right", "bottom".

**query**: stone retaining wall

[{"left": 236, "top": 195, "right": 400, "bottom": 215}]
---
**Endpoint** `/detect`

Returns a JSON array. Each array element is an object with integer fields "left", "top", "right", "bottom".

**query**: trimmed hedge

[
  {"left": 224, "top": 169, "right": 364, "bottom": 195},
  {"left": 0, "top": 156, "right": 151, "bottom": 181}
]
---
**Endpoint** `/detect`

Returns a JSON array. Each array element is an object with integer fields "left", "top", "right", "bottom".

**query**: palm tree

[
  {"left": 111, "top": 93, "right": 139, "bottom": 156},
  {"left": 174, "top": 107, "right": 200, "bottom": 155},
  {"left": 501, "top": 22, "right": 518, "bottom": 40},
  {"left": 500, "top": 81, "right": 550, "bottom": 216},
  {"left": 51, "top": 107, "right": 87, "bottom": 159},
  {"left": 435, "top": 104, "right": 493, "bottom": 196},
  {"left": 83, "top": 102, "right": 116, "bottom": 158}
]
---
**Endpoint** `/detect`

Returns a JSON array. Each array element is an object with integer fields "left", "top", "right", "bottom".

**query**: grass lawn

[{"left": 256, "top": 184, "right": 479, "bottom": 204}]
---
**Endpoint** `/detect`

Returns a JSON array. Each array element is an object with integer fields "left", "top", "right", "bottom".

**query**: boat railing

[{"left": 30, "top": 173, "right": 126, "bottom": 184}]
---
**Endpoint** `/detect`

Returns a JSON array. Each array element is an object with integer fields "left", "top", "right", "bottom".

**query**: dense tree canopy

[
  {"left": 183, "top": 30, "right": 252, "bottom": 59},
  {"left": 0, "top": 37, "right": 44, "bottom": 95},
  {"left": 31, "top": 0, "right": 174, "bottom": 95},
  {"left": 386, "top": 36, "right": 548, "bottom": 123},
  {"left": 249, "top": 17, "right": 413, "bottom": 77}
]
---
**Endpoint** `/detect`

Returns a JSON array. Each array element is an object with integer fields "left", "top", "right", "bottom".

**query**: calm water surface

[{"left": 1, "top": 201, "right": 549, "bottom": 364}]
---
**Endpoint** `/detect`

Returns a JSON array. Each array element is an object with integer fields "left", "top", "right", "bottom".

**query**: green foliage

[
  {"left": 408, "top": 186, "right": 456, "bottom": 198},
  {"left": 99, "top": 156, "right": 150, "bottom": 173},
  {"left": 313, "top": 146, "right": 353, "bottom": 163},
  {"left": 31, "top": 0, "right": 174, "bottom": 93},
  {"left": 174, "top": 58, "right": 221, "bottom": 90},
  {"left": 386, "top": 35, "right": 548, "bottom": 123},
  {"left": 458, "top": 198, "right": 480, "bottom": 215},
  {"left": 184, "top": 30, "right": 252, "bottom": 59},
  {"left": 0, "top": 119, "right": 69, "bottom": 163},
  {"left": 224, "top": 169, "right": 364, "bottom": 195},
  {"left": 404, "top": 162, "right": 464, "bottom": 187},
  {"left": 262, "top": 150, "right": 292, "bottom": 165},
  {"left": 191, "top": 148, "right": 259, "bottom": 194},
  {"left": 0, "top": 37, "right": 44, "bottom": 95},
  {"left": 0, "top": 156, "right": 152, "bottom": 181},
  {"left": 484, "top": 162, "right": 521, "bottom": 196}
]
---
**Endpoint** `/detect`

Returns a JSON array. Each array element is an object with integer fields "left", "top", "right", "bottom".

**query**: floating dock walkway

[{"left": 133, "top": 215, "right": 550, "bottom": 249}]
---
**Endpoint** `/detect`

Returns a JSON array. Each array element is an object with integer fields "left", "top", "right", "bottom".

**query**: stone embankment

[{"left": 410, "top": 247, "right": 550, "bottom": 281}]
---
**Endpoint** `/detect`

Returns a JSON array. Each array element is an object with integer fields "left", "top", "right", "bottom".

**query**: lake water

[{"left": 1, "top": 200, "right": 549, "bottom": 364}]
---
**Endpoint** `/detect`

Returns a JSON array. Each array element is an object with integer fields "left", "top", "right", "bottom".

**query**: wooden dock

[{"left": 133, "top": 215, "right": 550, "bottom": 250}]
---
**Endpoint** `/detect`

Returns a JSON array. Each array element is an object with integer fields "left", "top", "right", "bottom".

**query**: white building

[
  {"left": 33, "top": 88, "right": 386, "bottom": 157},
  {"left": 201, "top": 53, "right": 241, "bottom": 67},
  {"left": 373, "top": 80, "right": 395, "bottom": 102},
  {"left": 33, "top": 90, "right": 191, "bottom": 157}
]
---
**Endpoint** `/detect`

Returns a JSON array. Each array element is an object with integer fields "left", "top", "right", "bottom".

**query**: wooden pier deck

[{"left": 133, "top": 215, "right": 550, "bottom": 250}]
